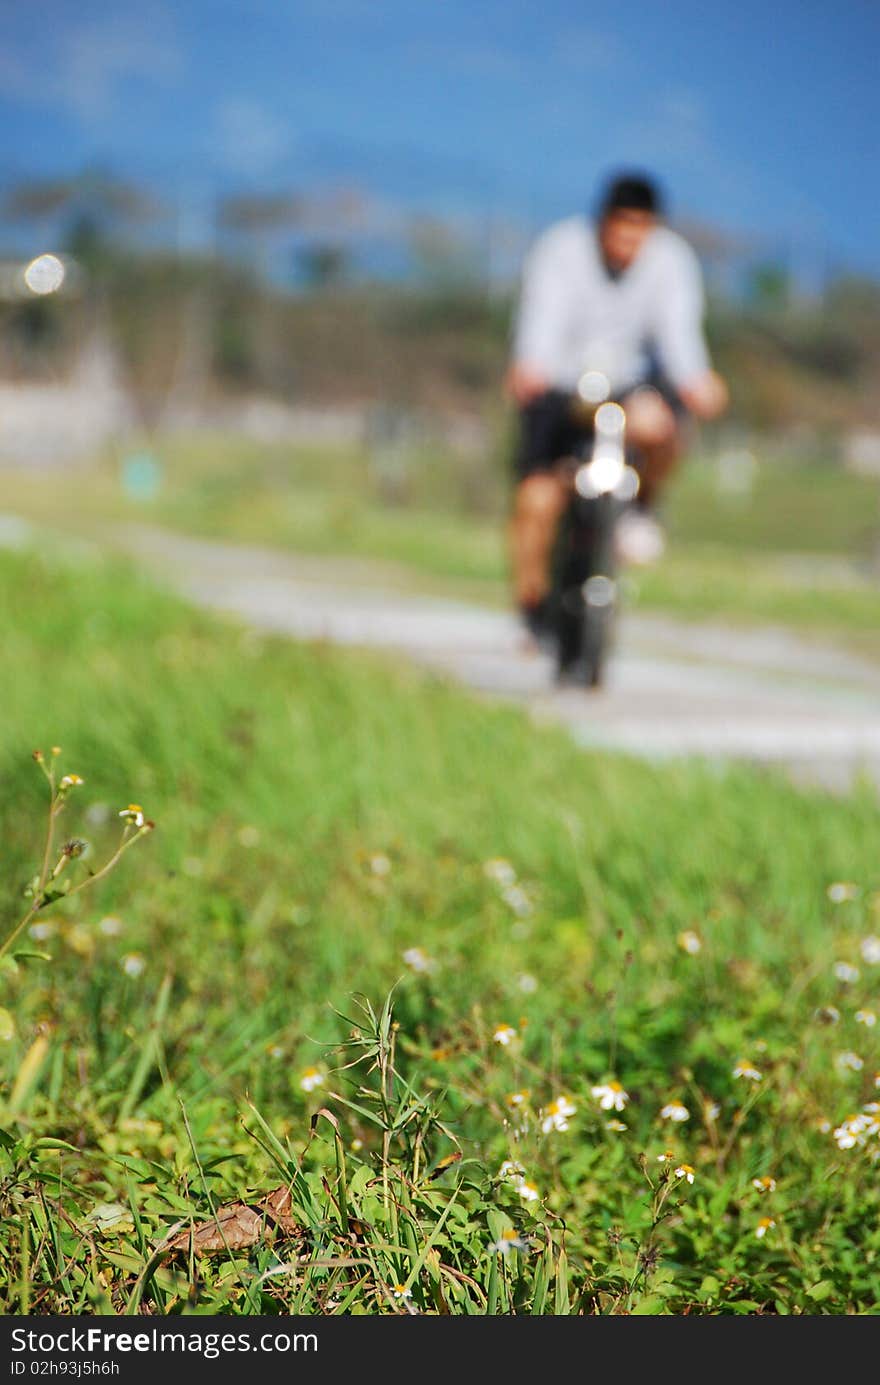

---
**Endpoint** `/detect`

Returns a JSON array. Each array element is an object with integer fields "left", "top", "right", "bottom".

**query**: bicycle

[{"left": 547, "top": 372, "right": 642, "bottom": 689}]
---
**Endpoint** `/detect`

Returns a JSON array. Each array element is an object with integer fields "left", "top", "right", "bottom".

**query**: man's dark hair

[{"left": 598, "top": 172, "right": 664, "bottom": 220}]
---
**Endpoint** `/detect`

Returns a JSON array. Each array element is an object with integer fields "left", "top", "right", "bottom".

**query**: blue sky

[{"left": 1, "top": 0, "right": 878, "bottom": 275}]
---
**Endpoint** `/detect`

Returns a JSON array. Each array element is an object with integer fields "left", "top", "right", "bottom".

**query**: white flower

[
  {"left": 369, "top": 853, "right": 391, "bottom": 877},
  {"left": 855, "top": 1010, "right": 877, "bottom": 1028},
  {"left": 489, "top": 1229, "right": 528, "bottom": 1256},
  {"left": 674, "top": 1164, "right": 695, "bottom": 1184},
  {"left": 860, "top": 936, "right": 880, "bottom": 965},
  {"left": 660, "top": 1102, "right": 690, "bottom": 1122},
  {"left": 827, "top": 882, "right": 858, "bottom": 903},
  {"left": 505, "top": 1090, "right": 530, "bottom": 1109},
  {"left": 606, "top": 1119, "right": 627, "bottom": 1132},
  {"left": 836, "top": 1051, "right": 864, "bottom": 1073},
  {"left": 402, "top": 947, "right": 436, "bottom": 975},
  {"left": 703, "top": 1101, "right": 721, "bottom": 1121},
  {"left": 591, "top": 1081, "right": 628, "bottom": 1112},
  {"left": 390, "top": 1283, "right": 413, "bottom": 1303},
  {"left": 498, "top": 1159, "right": 526, "bottom": 1181},
  {"left": 517, "top": 1180, "right": 539, "bottom": 1202},
  {"left": 60, "top": 773, "right": 84, "bottom": 789},
  {"left": 484, "top": 858, "right": 516, "bottom": 887},
  {"left": 501, "top": 885, "right": 532, "bottom": 917},
  {"left": 121, "top": 953, "right": 145, "bottom": 977},
  {"left": 754, "top": 1217, "right": 775, "bottom": 1239},
  {"left": 268, "top": 1045, "right": 284, "bottom": 1060},
  {"left": 28, "top": 921, "right": 56, "bottom": 942},
  {"left": 517, "top": 973, "right": 538, "bottom": 994},
  {"left": 119, "top": 805, "right": 146, "bottom": 828},
  {"left": 657, "top": 1150, "right": 675, "bottom": 1163},
  {"left": 541, "top": 1095, "right": 576, "bottom": 1134},
  {"left": 732, "top": 1059, "right": 762, "bottom": 1082},
  {"left": 299, "top": 1067, "right": 323, "bottom": 1092},
  {"left": 98, "top": 916, "right": 123, "bottom": 937},
  {"left": 677, "top": 930, "right": 702, "bottom": 955},
  {"left": 493, "top": 1023, "right": 517, "bottom": 1047},
  {"left": 752, "top": 1176, "right": 776, "bottom": 1194},
  {"left": 833, "top": 1114, "right": 871, "bottom": 1149},
  {"left": 833, "top": 961, "right": 860, "bottom": 984}
]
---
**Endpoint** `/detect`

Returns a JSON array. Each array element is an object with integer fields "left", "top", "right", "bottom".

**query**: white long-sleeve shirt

[{"left": 512, "top": 215, "right": 711, "bottom": 396}]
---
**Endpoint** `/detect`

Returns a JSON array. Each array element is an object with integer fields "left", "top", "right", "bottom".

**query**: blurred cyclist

[{"left": 506, "top": 171, "right": 728, "bottom": 643}]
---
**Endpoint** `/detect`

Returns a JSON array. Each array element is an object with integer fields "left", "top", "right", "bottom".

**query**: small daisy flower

[
  {"left": 660, "top": 1101, "right": 690, "bottom": 1122},
  {"left": 98, "top": 916, "right": 123, "bottom": 936},
  {"left": 351, "top": 1137, "right": 364, "bottom": 1152},
  {"left": 119, "top": 805, "right": 146, "bottom": 828},
  {"left": 402, "top": 946, "right": 436, "bottom": 975},
  {"left": 674, "top": 1164, "right": 696, "bottom": 1184},
  {"left": 816, "top": 1117, "right": 832, "bottom": 1134},
  {"left": 120, "top": 953, "right": 145, "bottom": 977},
  {"left": 606, "top": 1119, "right": 627, "bottom": 1132},
  {"left": 833, "top": 1114, "right": 871, "bottom": 1149},
  {"left": 267, "top": 1044, "right": 284, "bottom": 1060},
  {"left": 752, "top": 1176, "right": 777, "bottom": 1194},
  {"left": 390, "top": 1284, "right": 412, "bottom": 1301},
  {"left": 505, "top": 1090, "right": 530, "bottom": 1109},
  {"left": 732, "top": 1059, "right": 762, "bottom": 1082},
  {"left": 517, "top": 1180, "right": 540, "bottom": 1202},
  {"left": 498, "top": 1159, "right": 526, "bottom": 1181},
  {"left": 703, "top": 1101, "right": 721, "bottom": 1121},
  {"left": 28, "top": 921, "right": 56, "bottom": 942},
  {"left": 493, "top": 1023, "right": 517, "bottom": 1047},
  {"left": 657, "top": 1150, "right": 675, "bottom": 1163},
  {"left": 299, "top": 1067, "right": 323, "bottom": 1093},
  {"left": 677, "top": 930, "right": 702, "bottom": 955},
  {"left": 489, "top": 1229, "right": 528, "bottom": 1256},
  {"left": 855, "top": 1010, "right": 876, "bottom": 1028},
  {"left": 591, "top": 1080, "right": 628, "bottom": 1112},
  {"left": 59, "top": 773, "right": 84, "bottom": 789},
  {"left": 541, "top": 1095, "right": 576, "bottom": 1134},
  {"left": 833, "top": 961, "right": 860, "bottom": 984},
  {"left": 517, "top": 973, "right": 538, "bottom": 994},
  {"left": 754, "top": 1217, "right": 776, "bottom": 1239},
  {"left": 836, "top": 1051, "right": 864, "bottom": 1073},
  {"left": 827, "top": 882, "right": 858, "bottom": 903},
  {"left": 369, "top": 852, "right": 391, "bottom": 877},
  {"left": 860, "top": 936, "right": 880, "bottom": 965},
  {"left": 484, "top": 858, "right": 516, "bottom": 887}
]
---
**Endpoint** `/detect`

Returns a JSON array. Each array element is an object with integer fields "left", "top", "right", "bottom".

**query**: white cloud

[
  {"left": 214, "top": 99, "right": 296, "bottom": 175},
  {"left": 0, "top": 9, "right": 183, "bottom": 125}
]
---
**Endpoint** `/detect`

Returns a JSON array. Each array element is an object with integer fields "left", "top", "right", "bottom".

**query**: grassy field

[
  {"left": 3, "top": 431, "right": 880, "bottom": 653},
  {"left": 2, "top": 542, "right": 880, "bottom": 1314}
]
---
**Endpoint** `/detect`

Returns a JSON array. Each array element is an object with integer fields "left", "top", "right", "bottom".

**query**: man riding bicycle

[{"left": 506, "top": 172, "right": 728, "bottom": 643}]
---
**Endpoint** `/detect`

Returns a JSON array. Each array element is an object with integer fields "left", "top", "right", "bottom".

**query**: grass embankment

[
  {"left": 1, "top": 545, "right": 880, "bottom": 1314},
  {"left": 3, "top": 433, "right": 880, "bottom": 650}
]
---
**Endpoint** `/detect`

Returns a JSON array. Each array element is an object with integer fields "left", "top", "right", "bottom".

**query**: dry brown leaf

[{"left": 161, "top": 1185, "right": 303, "bottom": 1256}]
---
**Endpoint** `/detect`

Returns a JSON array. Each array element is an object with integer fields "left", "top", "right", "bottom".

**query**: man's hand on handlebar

[
  {"left": 677, "top": 369, "right": 728, "bottom": 421},
  {"left": 505, "top": 363, "right": 549, "bottom": 406}
]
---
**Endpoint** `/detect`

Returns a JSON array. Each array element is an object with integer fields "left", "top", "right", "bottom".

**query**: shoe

[
  {"left": 520, "top": 597, "right": 555, "bottom": 652},
  {"left": 614, "top": 508, "right": 666, "bottom": 566}
]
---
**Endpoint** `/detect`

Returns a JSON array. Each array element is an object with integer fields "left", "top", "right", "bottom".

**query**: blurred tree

[
  {"left": 747, "top": 261, "right": 791, "bottom": 313},
  {"left": 297, "top": 242, "right": 350, "bottom": 289}
]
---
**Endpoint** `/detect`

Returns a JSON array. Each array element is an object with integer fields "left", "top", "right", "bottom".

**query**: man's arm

[
  {"left": 505, "top": 228, "right": 570, "bottom": 405},
  {"left": 652, "top": 242, "right": 727, "bottom": 420}
]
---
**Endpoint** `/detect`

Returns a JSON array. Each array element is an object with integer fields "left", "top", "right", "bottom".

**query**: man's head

[{"left": 597, "top": 173, "right": 664, "bottom": 272}]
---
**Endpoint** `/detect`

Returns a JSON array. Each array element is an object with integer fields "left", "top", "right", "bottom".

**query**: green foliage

[{"left": 1, "top": 546, "right": 880, "bottom": 1313}]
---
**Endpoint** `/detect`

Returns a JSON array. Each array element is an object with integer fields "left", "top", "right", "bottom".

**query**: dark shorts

[{"left": 513, "top": 377, "right": 685, "bottom": 481}]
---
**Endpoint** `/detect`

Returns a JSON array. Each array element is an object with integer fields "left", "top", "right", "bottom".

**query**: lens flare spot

[
  {"left": 595, "top": 402, "right": 626, "bottom": 438},
  {"left": 24, "top": 253, "right": 65, "bottom": 295},
  {"left": 583, "top": 575, "right": 616, "bottom": 608},
  {"left": 577, "top": 370, "right": 610, "bottom": 404}
]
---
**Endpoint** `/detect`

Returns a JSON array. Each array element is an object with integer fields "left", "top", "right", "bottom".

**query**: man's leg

[
  {"left": 509, "top": 470, "right": 568, "bottom": 611},
  {"left": 622, "top": 387, "right": 683, "bottom": 508}
]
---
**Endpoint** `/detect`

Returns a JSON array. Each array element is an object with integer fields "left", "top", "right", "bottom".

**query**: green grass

[
  {"left": 2, "top": 543, "right": 880, "bottom": 1314},
  {"left": 3, "top": 431, "right": 880, "bottom": 651}
]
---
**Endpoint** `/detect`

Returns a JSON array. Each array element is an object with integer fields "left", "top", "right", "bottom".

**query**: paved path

[{"left": 109, "top": 524, "right": 880, "bottom": 792}]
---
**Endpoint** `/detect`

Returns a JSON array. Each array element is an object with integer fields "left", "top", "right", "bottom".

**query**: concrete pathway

[{"left": 110, "top": 524, "right": 880, "bottom": 792}]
